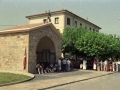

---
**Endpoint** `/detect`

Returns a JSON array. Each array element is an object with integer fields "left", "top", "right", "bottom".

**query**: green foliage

[
  {"left": 62, "top": 26, "right": 120, "bottom": 58},
  {"left": 62, "top": 26, "right": 77, "bottom": 55}
]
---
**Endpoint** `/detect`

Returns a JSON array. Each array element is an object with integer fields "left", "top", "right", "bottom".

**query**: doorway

[{"left": 36, "top": 36, "right": 56, "bottom": 64}]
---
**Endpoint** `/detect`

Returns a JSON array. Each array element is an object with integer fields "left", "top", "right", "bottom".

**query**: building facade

[
  {"left": 0, "top": 23, "right": 62, "bottom": 73},
  {"left": 0, "top": 9, "right": 101, "bottom": 74},
  {"left": 26, "top": 9, "right": 101, "bottom": 34}
]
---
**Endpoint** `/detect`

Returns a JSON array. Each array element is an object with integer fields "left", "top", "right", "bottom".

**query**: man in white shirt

[
  {"left": 116, "top": 60, "right": 118, "bottom": 71},
  {"left": 112, "top": 60, "right": 116, "bottom": 71},
  {"left": 58, "top": 58, "right": 61, "bottom": 71},
  {"left": 117, "top": 60, "right": 120, "bottom": 72},
  {"left": 67, "top": 59, "right": 71, "bottom": 71},
  {"left": 83, "top": 59, "right": 87, "bottom": 70},
  {"left": 104, "top": 59, "right": 108, "bottom": 71}
]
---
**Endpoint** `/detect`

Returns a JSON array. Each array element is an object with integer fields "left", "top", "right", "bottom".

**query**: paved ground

[
  {"left": 47, "top": 73, "right": 120, "bottom": 90},
  {"left": 0, "top": 69, "right": 115, "bottom": 90},
  {"left": 32, "top": 69, "right": 92, "bottom": 81}
]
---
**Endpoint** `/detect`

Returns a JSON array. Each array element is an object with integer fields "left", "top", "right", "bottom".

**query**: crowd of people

[
  {"left": 36, "top": 58, "right": 120, "bottom": 74},
  {"left": 93, "top": 59, "right": 120, "bottom": 72},
  {"left": 36, "top": 58, "right": 74, "bottom": 74}
]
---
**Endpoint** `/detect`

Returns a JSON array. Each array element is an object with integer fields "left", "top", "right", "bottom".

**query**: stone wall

[
  {"left": 0, "top": 32, "right": 29, "bottom": 72},
  {"left": 0, "top": 25, "right": 62, "bottom": 74},
  {"left": 28, "top": 26, "right": 62, "bottom": 73}
]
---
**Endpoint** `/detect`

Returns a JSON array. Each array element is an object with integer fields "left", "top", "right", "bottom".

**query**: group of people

[
  {"left": 58, "top": 58, "right": 74, "bottom": 72},
  {"left": 36, "top": 63, "right": 47, "bottom": 74},
  {"left": 93, "top": 59, "right": 120, "bottom": 72},
  {"left": 56, "top": 58, "right": 88, "bottom": 72},
  {"left": 36, "top": 57, "right": 120, "bottom": 74},
  {"left": 36, "top": 58, "right": 74, "bottom": 74}
]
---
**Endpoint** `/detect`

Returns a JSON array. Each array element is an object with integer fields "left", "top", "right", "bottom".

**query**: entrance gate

[{"left": 36, "top": 49, "right": 56, "bottom": 64}]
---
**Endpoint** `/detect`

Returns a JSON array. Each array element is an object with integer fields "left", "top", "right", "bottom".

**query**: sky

[{"left": 0, "top": 0, "right": 120, "bottom": 35}]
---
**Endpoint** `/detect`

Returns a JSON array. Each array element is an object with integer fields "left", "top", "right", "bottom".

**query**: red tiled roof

[
  {"left": 0, "top": 22, "right": 63, "bottom": 40},
  {"left": 3, "top": 23, "right": 44, "bottom": 31}
]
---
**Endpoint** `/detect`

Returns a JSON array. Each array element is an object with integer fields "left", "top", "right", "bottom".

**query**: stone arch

[
  {"left": 36, "top": 35, "right": 56, "bottom": 63},
  {"left": 35, "top": 34, "right": 57, "bottom": 54},
  {"left": 28, "top": 26, "right": 62, "bottom": 73}
]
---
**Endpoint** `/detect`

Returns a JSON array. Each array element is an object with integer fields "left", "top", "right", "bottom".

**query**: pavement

[{"left": 0, "top": 69, "right": 115, "bottom": 90}]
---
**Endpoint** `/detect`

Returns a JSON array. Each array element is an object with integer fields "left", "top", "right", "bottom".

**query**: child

[
  {"left": 80, "top": 63, "right": 83, "bottom": 69},
  {"left": 50, "top": 63, "right": 53, "bottom": 72},
  {"left": 36, "top": 63, "right": 41, "bottom": 74}
]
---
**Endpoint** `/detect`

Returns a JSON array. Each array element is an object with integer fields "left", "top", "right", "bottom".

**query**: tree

[{"left": 62, "top": 26, "right": 120, "bottom": 59}]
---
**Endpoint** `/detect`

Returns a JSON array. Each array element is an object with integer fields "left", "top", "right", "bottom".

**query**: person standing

[
  {"left": 70, "top": 59, "right": 74, "bottom": 71},
  {"left": 104, "top": 59, "right": 108, "bottom": 71},
  {"left": 61, "top": 58, "right": 64, "bottom": 71},
  {"left": 97, "top": 60, "right": 100, "bottom": 71},
  {"left": 112, "top": 60, "right": 116, "bottom": 72},
  {"left": 58, "top": 58, "right": 61, "bottom": 71},
  {"left": 83, "top": 59, "right": 87, "bottom": 70},
  {"left": 100, "top": 60, "right": 103, "bottom": 71},
  {"left": 80, "top": 63, "right": 83, "bottom": 69},
  {"left": 67, "top": 58, "right": 71, "bottom": 71},
  {"left": 62, "top": 58, "right": 67, "bottom": 72},
  {"left": 109, "top": 60, "right": 113, "bottom": 72},
  {"left": 93, "top": 60, "right": 97, "bottom": 71},
  {"left": 118, "top": 60, "right": 120, "bottom": 72},
  {"left": 116, "top": 60, "right": 118, "bottom": 72}
]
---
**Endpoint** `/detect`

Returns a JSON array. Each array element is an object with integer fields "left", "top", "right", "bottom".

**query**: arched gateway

[
  {"left": 36, "top": 36, "right": 56, "bottom": 64},
  {"left": 0, "top": 23, "right": 63, "bottom": 74}
]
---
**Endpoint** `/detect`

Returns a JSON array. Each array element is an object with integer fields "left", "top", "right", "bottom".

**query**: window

[
  {"left": 75, "top": 21, "right": 77, "bottom": 26},
  {"left": 80, "top": 23, "right": 82, "bottom": 26},
  {"left": 93, "top": 29, "right": 95, "bottom": 32},
  {"left": 85, "top": 26, "right": 87, "bottom": 29},
  {"left": 55, "top": 17, "right": 59, "bottom": 24},
  {"left": 67, "top": 18, "right": 70, "bottom": 25},
  {"left": 43, "top": 19, "right": 47, "bottom": 23}
]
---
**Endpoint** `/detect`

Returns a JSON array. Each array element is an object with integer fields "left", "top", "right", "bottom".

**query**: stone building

[
  {"left": 0, "top": 9, "right": 101, "bottom": 74},
  {"left": 0, "top": 23, "right": 63, "bottom": 73}
]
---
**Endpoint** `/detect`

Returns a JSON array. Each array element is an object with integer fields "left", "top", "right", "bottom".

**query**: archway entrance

[{"left": 36, "top": 36, "right": 56, "bottom": 64}]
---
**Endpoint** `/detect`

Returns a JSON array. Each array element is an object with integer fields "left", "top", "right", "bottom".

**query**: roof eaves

[
  {"left": 0, "top": 28, "right": 30, "bottom": 34},
  {"left": 29, "top": 23, "right": 51, "bottom": 31},
  {"left": 26, "top": 10, "right": 65, "bottom": 19},
  {"left": 26, "top": 9, "right": 101, "bottom": 29}
]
